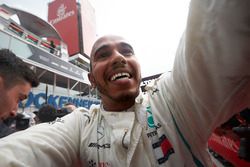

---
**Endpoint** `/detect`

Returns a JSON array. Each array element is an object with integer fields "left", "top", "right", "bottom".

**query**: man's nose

[
  {"left": 10, "top": 109, "right": 17, "bottom": 117},
  {"left": 10, "top": 104, "right": 18, "bottom": 117},
  {"left": 112, "top": 50, "right": 126, "bottom": 66}
]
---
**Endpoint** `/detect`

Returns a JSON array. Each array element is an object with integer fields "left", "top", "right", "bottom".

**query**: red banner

[
  {"left": 48, "top": 0, "right": 79, "bottom": 56},
  {"left": 208, "top": 131, "right": 250, "bottom": 167}
]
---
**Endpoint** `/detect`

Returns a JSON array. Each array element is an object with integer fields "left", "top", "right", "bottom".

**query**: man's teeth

[{"left": 111, "top": 72, "right": 130, "bottom": 81}]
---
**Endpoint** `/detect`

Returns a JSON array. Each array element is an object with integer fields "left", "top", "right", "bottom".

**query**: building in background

[
  {"left": 0, "top": 4, "right": 99, "bottom": 112},
  {"left": 140, "top": 73, "right": 163, "bottom": 92},
  {"left": 48, "top": 0, "right": 96, "bottom": 71}
]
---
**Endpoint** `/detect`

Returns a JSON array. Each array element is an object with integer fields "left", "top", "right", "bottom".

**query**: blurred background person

[
  {"left": 63, "top": 102, "right": 76, "bottom": 113},
  {"left": 0, "top": 117, "right": 16, "bottom": 138},
  {"left": 36, "top": 104, "right": 57, "bottom": 123},
  {"left": 0, "top": 112, "right": 31, "bottom": 138},
  {"left": 0, "top": 49, "right": 39, "bottom": 120}
]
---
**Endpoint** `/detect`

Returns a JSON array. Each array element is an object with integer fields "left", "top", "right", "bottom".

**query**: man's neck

[{"left": 102, "top": 100, "right": 135, "bottom": 111}]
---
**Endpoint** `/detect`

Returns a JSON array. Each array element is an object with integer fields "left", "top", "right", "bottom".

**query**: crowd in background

[{"left": 0, "top": 102, "right": 76, "bottom": 138}]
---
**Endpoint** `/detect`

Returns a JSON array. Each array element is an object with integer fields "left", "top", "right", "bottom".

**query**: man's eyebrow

[
  {"left": 94, "top": 45, "right": 110, "bottom": 56},
  {"left": 119, "top": 42, "right": 134, "bottom": 51},
  {"left": 93, "top": 41, "right": 134, "bottom": 58}
]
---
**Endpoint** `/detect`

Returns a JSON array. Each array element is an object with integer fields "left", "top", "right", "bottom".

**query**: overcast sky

[{"left": 1, "top": 0, "right": 190, "bottom": 77}]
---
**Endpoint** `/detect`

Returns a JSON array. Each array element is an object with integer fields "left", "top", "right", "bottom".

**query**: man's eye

[
  {"left": 95, "top": 51, "right": 111, "bottom": 60},
  {"left": 19, "top": 98, "right": 26, "bottom": 103},
  {"left": 120, "top": 49, "right": 134, "bottom": 56},
  {"left": 18, "top": 95, "right": 28, "bottom": 103}
]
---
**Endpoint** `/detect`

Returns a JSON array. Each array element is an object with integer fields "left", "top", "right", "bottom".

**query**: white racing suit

[{"left": 0, "top": 0, "right": 250, "bottom": 166}]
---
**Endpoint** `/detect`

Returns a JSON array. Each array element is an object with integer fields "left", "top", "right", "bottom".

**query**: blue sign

[{"left": 19, "top": 92, "right": 100, "bottom": 109}]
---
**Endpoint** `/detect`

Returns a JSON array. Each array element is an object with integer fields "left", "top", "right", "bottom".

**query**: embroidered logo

[
  {"left": 88, "top": 160, "right": 96, "bottom": 167},
  {"left": 153, "top": 134, "right": 175, "bottom": 164},
  {"left": 152, "top": 88, "right": 159, "bottom": 95},
  {"left": 146, "top": 106, "right": 155, "bottom": 128},
  {"left": 146, "top": 105, "right": 175, "bottom": 164},
  {"left": 88, "top": 143, "right": 111, "bottom": 149},
  {"left": 88, "top": 160, "right": 111, "bottom": 167}
]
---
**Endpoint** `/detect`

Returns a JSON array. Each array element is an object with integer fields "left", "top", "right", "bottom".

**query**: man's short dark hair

[
  {"left": 0, "top": 49, "right": 39, "bottom": 89},
  {"left": 37, "top": 104, "right": 57, "bottom": 123}
]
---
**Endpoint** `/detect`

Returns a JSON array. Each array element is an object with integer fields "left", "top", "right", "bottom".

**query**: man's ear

[{"left": 88, "top": 73, "right": 96, "bottom": 88}]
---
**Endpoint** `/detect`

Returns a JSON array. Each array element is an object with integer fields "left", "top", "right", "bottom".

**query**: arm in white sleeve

[
  {"left": 166, "top": 0, "right": 250, "bottom": 140},
  {"left": 0, "top": 109, "right": 89, "bottom": 167}
]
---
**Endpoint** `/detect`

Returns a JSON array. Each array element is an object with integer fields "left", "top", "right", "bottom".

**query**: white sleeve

[
  {"left": 165, "top": 0, "right": 250, "bottom": 140},
  {"left": 0, "top": 109, "right": 89, "bottom": 167}
]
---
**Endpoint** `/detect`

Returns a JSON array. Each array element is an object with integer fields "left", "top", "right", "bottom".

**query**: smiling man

[
  {"left": 0, "top": 49, "right": 39, "bottom": 120},
  {"left": 0, "top": 0, "right": 250, "bottom": 167},
  {"left": 88, "top": 35, "right": 141, "bottom": 111}
]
